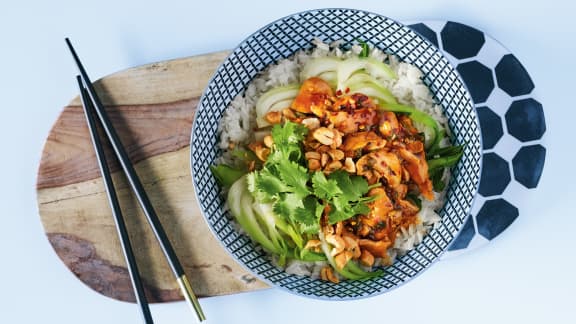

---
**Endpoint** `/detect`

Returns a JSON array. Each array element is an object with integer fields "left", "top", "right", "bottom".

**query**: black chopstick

[
  {"left": 76, "top": 76, "right": 154, "bottom": 324},
  {"left": 67, "top": 38, "right": 206, "bottom": 322}
]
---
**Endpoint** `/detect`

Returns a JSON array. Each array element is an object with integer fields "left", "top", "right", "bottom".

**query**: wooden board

[{"left": 36, "top": 51, "right": 270, "bottom": 303}]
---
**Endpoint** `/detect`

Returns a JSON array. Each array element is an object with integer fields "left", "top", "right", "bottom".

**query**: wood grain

[
  {"left": 36, "top": 50, "right": 270, "bottom": 303},
  {"left": 37, "top": 99, "right": 196, "bottom": 189}
]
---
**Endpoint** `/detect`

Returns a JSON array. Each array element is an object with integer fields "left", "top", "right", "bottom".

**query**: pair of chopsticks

[{"left": 66, "top": 38, "right": 206, "bottom": 323}]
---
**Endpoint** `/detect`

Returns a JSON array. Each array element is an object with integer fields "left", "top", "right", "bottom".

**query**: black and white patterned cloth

[{"left": 408, "top": 21, "right": 546, "bottom": 257}]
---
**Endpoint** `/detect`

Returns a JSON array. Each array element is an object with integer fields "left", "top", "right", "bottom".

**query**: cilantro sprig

[{"left": 311, "top": 171, "right": 372, "bottom": 224}]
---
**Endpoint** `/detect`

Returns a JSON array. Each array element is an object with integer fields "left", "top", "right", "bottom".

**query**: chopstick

[
  {"left": 76, "top": 76, "right": 154, "bottom": 324},
  {"left": 66, "top": 38, "right": 206, "bottom": 322}
]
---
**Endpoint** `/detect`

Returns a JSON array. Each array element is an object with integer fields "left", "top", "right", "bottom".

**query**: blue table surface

[{"left": 1, "top": 1, "right": 573, "bottom": 323}]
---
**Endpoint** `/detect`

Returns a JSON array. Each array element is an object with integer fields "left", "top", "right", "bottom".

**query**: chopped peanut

[
  {"left": 327, "top": 149, "right": 345, "bottom": 161},
  {"left": 313, "top": 127, "right": 335, "bottom": 146},
  {"left": 334, "top": 222, "right": 343, "bottom": 236},
  {"left": 325, "top": 234, "right": 345, "bottom": 256},
  {"left": 316, "top": 145, "right": 331, "bottom": 153},
  {"left": 282, "top": 108, "right": 297, "bottom": 120},
  {"left": 305, "top": 151, "right": 321, "bottom": 160},
  {"left": 263, "top": 135, "right": 274, "bottom": 148},
  {"left": 324, "top": 160, "right": 342, "bottom": 174},
  {"left": 320, "top": 152, "right": 329, "bottom": 167},
  {"left": 308, "top": 158, "right": 321, "bottom": 171},
  {"left": 334, "top": 250, "right": 353, "bottom": 270},
  {"left": 359, "top": 249, "right": 375, "bottom": 267},
  {"left": 320, "top": 266, "right": 339, "bottom": 284},
  {"left": 379, "top": 110, "right": 399, "bottom": 137},
  {"left": 331, "top": 129, "right": 343, "bottom": 148},
  {"left": 248, "top": 142, "right": 270, "bottom": 162},
  {"left": 343, "top": 157, "right": 356, "bottom": 173},
  {"left": 264, "top": 111, "right": 282, "bottom": 124},
  {"left": 303, "top": 239, "right": 322, "bottom": 252},
  {"left": 343, "top": 235, "right": 361, "bottom": 259},
  {"left": 301, "top": 117, "right": 320, "bottom": 130}
]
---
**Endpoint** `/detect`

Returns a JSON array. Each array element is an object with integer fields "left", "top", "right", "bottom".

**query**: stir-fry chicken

[{"left": 291, "top": 77, "right": 334, "bottom": 115}]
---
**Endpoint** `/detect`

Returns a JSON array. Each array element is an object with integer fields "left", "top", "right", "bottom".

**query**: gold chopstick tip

[{"left": 177, "top": 274, "right": 206, "bottom": 322}]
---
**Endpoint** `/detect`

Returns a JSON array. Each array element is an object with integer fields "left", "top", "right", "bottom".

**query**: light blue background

[{"left": 1, "top": 1, "right": 573, "bottom": 323}]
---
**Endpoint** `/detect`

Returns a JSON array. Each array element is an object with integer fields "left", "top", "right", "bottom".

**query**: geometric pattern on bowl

[
  {"left": 192, "top": 10, "right": 481, "bottom": 299},
  {"left": 407, "top": 21, "right": 546, "bottom": 256}
]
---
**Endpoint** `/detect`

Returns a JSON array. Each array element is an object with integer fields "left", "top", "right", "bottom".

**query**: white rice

[{"left": 217, "top": 39, "right": 451, "bottom": 277}]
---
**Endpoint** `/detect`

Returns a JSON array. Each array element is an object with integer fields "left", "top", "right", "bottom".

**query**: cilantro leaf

[
  {"left": 247, "top": 168, "right": 289, "bottom": 202},
  {"left": 329, "top": 196, "right": 371, "bottom": 224},
  {"left": 273, "top": 197, "right": 294, "bottom": 222},
  {"left": 294, "top": 196, "right": 323, "bottom": 234},
  {"left": 314, "top": 171, "right": 373, "bottom": 224},
  {"left": 350, "top": 201, "right": 371, "bottom": 216},
  {"left": 272, "top": 203, "right": 290, "bottom": 222},
  {"left": 271, "top": 120, "right": 308, "bottom": 146},
  {"left": 311, "top": 171, "right": 342, "bottom": 200},
  {"left": 293, "top": 196, "right": 320, "bottom": 223},
  {"left": 298, "top": 222, "right": 320, "bottom": 234},
  {"left": 293, "top": 206, "right": 316, "bottom": 224},
  {"left": 328, "top": 170, "right": 369, "bottom": 201},
  {"left": 270, "top": 121, "right": 308, "bottom": 161},
  {"left": 274, "top": 192, "right": 303, "bottom": 219},
  {"left": 328, "top": 207, "right": 351, "bottom": 224},
  {"left": 349, "top": 175, "right": 370, "bottom": 197},
  {"left": 331, "top": 195, "right": 349, "bottom": 212},
  {"left": 276, "top": 159, "right": 310, "bottom": 199}
]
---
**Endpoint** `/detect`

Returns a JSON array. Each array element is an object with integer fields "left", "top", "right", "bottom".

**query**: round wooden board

[{"left": 36, "top": 51, "right": 269, "bottom": 303}]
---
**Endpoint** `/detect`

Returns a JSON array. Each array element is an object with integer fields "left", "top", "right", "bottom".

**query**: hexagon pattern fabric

[
  {"left": 476, "top": 106, "right": 503, "bottom": 149},
  {"left": 408, "top": 21, "right": 546, "bottom": 257}
]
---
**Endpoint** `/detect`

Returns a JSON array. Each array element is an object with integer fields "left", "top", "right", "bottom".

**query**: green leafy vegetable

[
  {"left": 252, "top": 202, "right": 303, "bottom": 249},
  {"left": 298, "top": 249, "right": 327, "bottom": 262},
  {"left": 357, "top": 40, "right": 370, "bottom": 58},
  {"left": 315, "top": 171, "right": 373, "bottom": 224},
  {"left": 311, "top": 172, "right": 351, "bottom": 224},
  {"left": 430, "top": 169, "right": 446, "bottom": 192},
  {"left": 427, "top": 144, "right": 464, "bottom": 191},
  {"left": 311, "top": 172, "right": 342, "bottom": 200},
  {"left": 268, "top": 121, "right": 309, "bottom": 162},
  {"left": 276, "top": 159, "right": 310, "bottom": 199},
  {"left": 210, "top": 164, "right": 246, "bottom": 188},
  {"left": 231, "top": 148, "right": 257, "bottom": 162},
  {"left": 247, "top": 169, "right": 287, "bottom": 202},
  {"left": 292, "top": 196, "right": 322, "bottom": 234},
  {"left": 405, "top": 192, "right": 422, "bottom": 210},
  {"left": 428, "top": 144, "right": 464, "bottom": 172},
  {"left": 344, "top": 259, "right": 384, "bottom": 279},
  {"left": 329, "top": 170, "right": 369, "bottom": 202},
  {"left": 228, "top": 176, "right": 286, "bottom": 255}
]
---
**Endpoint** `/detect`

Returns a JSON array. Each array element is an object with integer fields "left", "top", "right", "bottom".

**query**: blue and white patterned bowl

[{"left": 191, "top": 8, "right": 482, "bottom": 300}]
